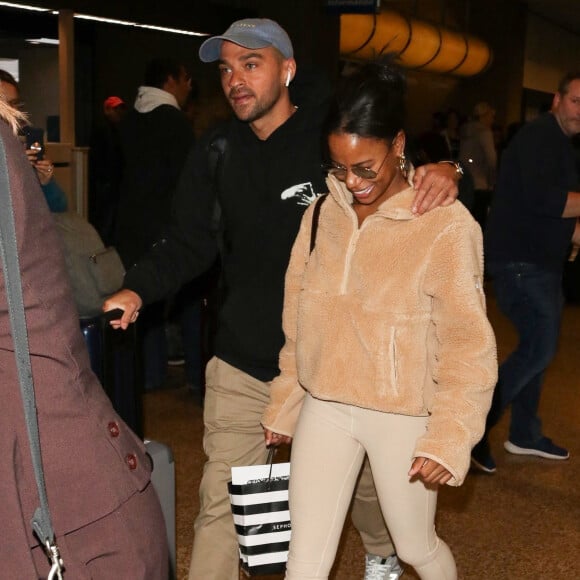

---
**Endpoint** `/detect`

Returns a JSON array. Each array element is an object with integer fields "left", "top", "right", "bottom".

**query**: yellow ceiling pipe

[{"left": 340, "top": 10, "right": 492, "bottom": 77}]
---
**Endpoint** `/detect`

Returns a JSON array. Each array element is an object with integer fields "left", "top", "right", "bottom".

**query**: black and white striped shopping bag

[{"left": 228, "top": 458, "right": 291, "bottom": 576}]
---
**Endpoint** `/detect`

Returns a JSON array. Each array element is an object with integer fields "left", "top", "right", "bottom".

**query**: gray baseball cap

[{"left": 199, "top": 18, "right": 294, "bottom": 63}]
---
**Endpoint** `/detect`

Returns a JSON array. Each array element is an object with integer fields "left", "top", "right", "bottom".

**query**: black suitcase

[{"left": 80, "top": 310, "right": 144, "bottom": 438}]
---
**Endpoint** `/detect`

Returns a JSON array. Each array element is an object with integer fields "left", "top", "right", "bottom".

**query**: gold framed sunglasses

[{"left": 322, "top": 149, "right": 390, "bottom": 181}]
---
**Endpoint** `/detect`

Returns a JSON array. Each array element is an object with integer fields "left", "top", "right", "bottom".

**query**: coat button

[
  {"left": 126, "top": 453, "right": 138, "bottom": 470},
  {"left": 108, "top": 421, "right": 120, "bottom": 437}
]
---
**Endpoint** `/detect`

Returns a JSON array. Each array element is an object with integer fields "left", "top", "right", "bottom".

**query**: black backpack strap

[
  {"left": 206, "top": 128, "right": 229, "bottom": 230},
  {"left": 309, "top": 194, "right": 328, "bottom": 254},
  {"left": 208, "top": 135, "right": 228, "bottom": 183}
]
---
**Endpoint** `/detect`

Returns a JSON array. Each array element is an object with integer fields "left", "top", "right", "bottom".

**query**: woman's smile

[{"left": 351, "top": 183, "right": 374, "bottom": 201}]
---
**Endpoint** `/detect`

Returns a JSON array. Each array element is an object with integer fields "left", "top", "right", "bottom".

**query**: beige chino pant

[
  {"left": 188, "top": 357, "right": 395, "bottom": 580},
  {"left": 285, "top": 394, "right": 457, "bottom": 580}
]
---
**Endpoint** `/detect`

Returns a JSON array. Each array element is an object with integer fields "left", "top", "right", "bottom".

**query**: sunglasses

[{"left": 322, "top": 149, "right": 391, "bottom": 181}]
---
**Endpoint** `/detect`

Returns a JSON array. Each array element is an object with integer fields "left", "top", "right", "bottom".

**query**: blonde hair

[{"left": 0, "top": 93, "right": 27, "bottom": 134}]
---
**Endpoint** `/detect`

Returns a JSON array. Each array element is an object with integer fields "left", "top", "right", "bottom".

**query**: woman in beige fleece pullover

[{"left": 262, "top": 62, "right": 497, "bottom": 580}]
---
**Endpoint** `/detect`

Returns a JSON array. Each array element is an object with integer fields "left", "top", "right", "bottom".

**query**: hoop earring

[{"left": 398, "top": 153, "right": 409, "bottom": 179}]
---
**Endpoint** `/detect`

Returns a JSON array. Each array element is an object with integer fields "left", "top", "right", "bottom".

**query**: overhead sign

[{"left": 325, "top": 0, "right": 380, "bottom": 14}]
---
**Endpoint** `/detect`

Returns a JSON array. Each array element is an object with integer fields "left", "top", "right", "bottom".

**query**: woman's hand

[
  {"left": 263, "top": 428, "right": 292, "bottom": 447},
  {"left": 26, "top": 148, "right": 55, "bottom": 186},
  {"left": 408, "top": 457, "right": 453, "bottom": 485}
]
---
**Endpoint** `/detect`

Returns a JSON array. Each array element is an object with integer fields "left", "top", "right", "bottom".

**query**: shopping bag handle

[{"left": 267, "top": 447, "right": 276, "bottom": 482}]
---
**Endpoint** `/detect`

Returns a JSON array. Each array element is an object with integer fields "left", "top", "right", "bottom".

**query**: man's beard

[{"left": 231, "top": 85, "right": 282, "bottom": 124}]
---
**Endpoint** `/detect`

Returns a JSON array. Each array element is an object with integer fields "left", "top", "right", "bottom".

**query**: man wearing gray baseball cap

[
  {"left": 199, "top": 18, "right": 294, "bottom": 63},
  {"left": 105, "top": 16, "right": 462, "bottom": 580}
]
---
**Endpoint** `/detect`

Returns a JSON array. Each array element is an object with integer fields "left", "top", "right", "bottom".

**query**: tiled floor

[{"left": 143, "top": 289, "right": 580, "bottom": 579}]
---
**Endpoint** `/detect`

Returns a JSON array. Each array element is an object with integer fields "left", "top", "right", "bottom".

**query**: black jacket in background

[
  {"left": 115, "top": 104, "right": 194, "bottom": 268},
  {"left": 485, "top": 113, "right": 579, "bottom": 269}
]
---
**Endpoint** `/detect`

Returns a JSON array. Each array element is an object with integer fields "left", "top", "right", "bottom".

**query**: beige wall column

[
  {"left": 56, "top": 9, "right": 89, "bottom": 215},
  {"left": 58, "top": 9, "right": 75, "bottom": 146}
]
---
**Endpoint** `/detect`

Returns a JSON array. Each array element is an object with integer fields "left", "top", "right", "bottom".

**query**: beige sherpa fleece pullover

[{"left": 262, "top": 175, "right": 498, "bottom": 486}]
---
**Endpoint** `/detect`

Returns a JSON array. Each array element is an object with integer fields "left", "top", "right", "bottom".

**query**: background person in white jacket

[{"left": 459, "top": 101, "right": 497, "bottom": 231}]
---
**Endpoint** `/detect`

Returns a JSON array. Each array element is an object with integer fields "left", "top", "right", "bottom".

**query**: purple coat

[{"left": 0, "top": 122, "right": 151, "bottom": 571}]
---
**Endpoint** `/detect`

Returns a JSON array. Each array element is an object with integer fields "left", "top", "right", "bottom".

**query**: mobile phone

[{"left": 24, "top": 126, "right": 45, "bottom": 161}]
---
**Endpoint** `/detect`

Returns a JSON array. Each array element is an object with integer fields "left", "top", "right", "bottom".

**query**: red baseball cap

[{"left": 103, "top": 96, "right": 125, "bottom": 108}]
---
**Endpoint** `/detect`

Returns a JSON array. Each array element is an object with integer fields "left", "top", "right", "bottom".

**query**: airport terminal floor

[{"left": 143, "top": 283, "right": 580, "bottom": 580}]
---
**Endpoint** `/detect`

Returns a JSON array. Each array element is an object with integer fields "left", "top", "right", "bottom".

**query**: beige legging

[{"left": 285, "top": 394, "right": 457, "bottom": 580}]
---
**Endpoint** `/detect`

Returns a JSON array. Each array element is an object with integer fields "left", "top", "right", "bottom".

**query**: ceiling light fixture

[
  {"left": 25, "top": 37, "right": 59, "bottom": 44},
  {"left": 74, "top": 13, "right": 207, "bottom": 36},
  {"left": 0, "top": 1, "right": 209, "bottom": 36},
  {"left": 341, "top": 9, "right": 492, "bottom": 77},
  {"left": 0, "top": 1, "right": 49, "bottom": 11}
]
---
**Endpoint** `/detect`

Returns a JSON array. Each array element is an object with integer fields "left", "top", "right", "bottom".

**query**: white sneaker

[{"left": 364, "top": 554, "right": 404, "bottom": 580}]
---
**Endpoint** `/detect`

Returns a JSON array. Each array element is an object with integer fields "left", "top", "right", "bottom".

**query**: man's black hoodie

[{"left": 124, "top": 71, "right": 332, "bottom": 381}]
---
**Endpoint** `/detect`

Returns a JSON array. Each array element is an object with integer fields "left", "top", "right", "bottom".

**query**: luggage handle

[{"left": 102, "top": 308, "right": 124, "bottom": 323}]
